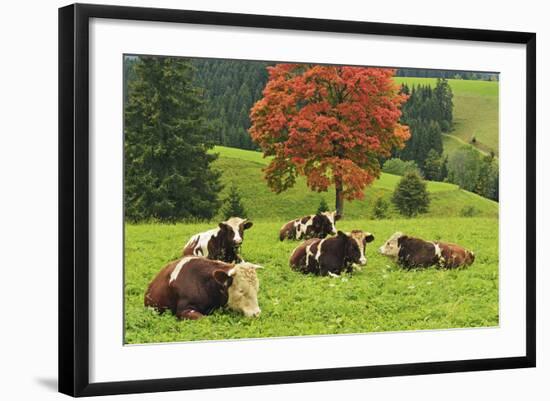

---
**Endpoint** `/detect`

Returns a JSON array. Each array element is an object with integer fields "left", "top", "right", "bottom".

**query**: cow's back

[
  {"left": 398, "top": 237, "right": 438, "bottom": 268},
  {"left": 182, "top": 228, "right": 219, "bottom": 257},
  {"left": 290, "top": 238, "right": 320, "bottom": 272},
  {"left": 170, "top": 258, "right": 232, "bottom": 315},
  {"left": 145, "top": 257, "right": 233, "bottom": 317},
  {"left": 144, "top": 261, "right": 178, "bottom": 313},
  {"left": 280, "top": 220, "right": 296, "bottom": 241},
  {"left": 436, "top": 242, "right": 474, "bottom": 268}
]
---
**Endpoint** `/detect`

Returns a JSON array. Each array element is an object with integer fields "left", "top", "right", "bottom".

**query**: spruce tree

[
  {"left": 371, "top": 195, "right": 389, "bottom": 219},
  {"left": 434, "top": 78, "right": 453, "bottom": 131},
  {"left": 317, "top": 198, "right": 330, "bottom": 214},
  {"left": 221, "top": 184, "right": 247, "bottom": 220},
  {"left": 125, "top": 56, "right": 222, "bottom": 222},
  {"left": 392, "top": 171, "right": 430, "bottom": 217},
  {"left": 439, "top": 155, "right": 449, "bottom": 181},
  {"left": 423, "top": 149, "right": 442, "bottom": 180}
]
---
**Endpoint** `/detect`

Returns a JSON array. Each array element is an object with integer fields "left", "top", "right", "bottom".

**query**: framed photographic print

[{"left": 58, "top": 3, "right": 536, "bottom": 397}]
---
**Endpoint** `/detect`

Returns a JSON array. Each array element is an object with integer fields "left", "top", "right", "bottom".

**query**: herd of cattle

[{"left": 144, "top": 211, "right": 475, "bottom": 321}]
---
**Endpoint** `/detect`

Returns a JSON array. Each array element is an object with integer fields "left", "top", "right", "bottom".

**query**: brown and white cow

[
  {"left": 378, "top": 232, "right": 475, "bottom": 269},
  {"left": 280, "top": 211, "right": 340, "bottom": 241},
  {"left": 289, "top": 230, "right": 375, "bottom": 276},
  {"left": 144, "top": 256, "right": 262, "bottom": 320},
  {"left": 182, "top": 217, "right": 253, "bottom": 263}
]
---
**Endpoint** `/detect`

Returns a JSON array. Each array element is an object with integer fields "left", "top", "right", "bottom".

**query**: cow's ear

[
  {"left": 364, "top": 233, "right": 375, "bottom": 244},
  {"left": 218, "top": 222, "right": 228, "bottom": 231},
  {"left": 337, "top": 230, "right": 347, "bottom": 238},
  {"left": 213, "top": 270, "right": 233, "bottom": 287},
  {"left": 334, "top": 213, "right": 342, "bottom": 221},
  {"left": 243, "top": 220, "right": 253, "bottom": 230}
]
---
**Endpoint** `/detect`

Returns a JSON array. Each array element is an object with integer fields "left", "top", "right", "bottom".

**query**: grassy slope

[
  {"left": 125, "top": 146, "right": 499, "bottom": 344},
  {"left": 211, "top": 146, "right": 498, "bottom": 220},
  {"left": 125, "top": 218, "right": 498, "bottom": 344},
  {"left": 394, "top": 77, "right": 499, "bottom": 155}
]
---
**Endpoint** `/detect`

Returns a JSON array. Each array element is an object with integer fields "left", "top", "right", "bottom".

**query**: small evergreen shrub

[
  {"left": 221, "top": 184, "right": 247, "bottom": 219},
  {"left": 317, "top": 198, "right": 330, "bottom": 214},
  {"left": 392, "top": 171, "right": 430, "bottom": 217},
  {"left": 371, "top": 196, "right": 389, "bottom": 219}
]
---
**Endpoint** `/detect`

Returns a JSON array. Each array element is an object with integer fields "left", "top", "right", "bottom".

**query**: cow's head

[
  {"left": 379, "top": 232, "right": 405, "bottom": 257},
  {"left": 226, "top": 262, "right": 262, "bottom": 317},
  {"left": 314, "top": 211, "right": 340, "bottom": 237},
  {"left": 219, "top": 217, "right": 253, "bottom": 248},
  {"left": 465, "top": 250, "right": 475, "bottom": 266},
  {"left": 342, "top": 230, "right": 374, "bottom": 266}
]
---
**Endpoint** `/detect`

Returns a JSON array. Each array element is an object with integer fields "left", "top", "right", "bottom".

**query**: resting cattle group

[{"left": 144, "top": 211, "right": 476, "bottom": 320}]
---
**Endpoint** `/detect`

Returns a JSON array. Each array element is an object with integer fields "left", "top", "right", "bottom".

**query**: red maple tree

[{"left": 249, "top": 64, "right": 410, "bottom": 216}]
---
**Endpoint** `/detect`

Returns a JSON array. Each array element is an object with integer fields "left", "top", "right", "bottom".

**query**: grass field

[
  {"left": 394, "top": 77, "right": 499, "bottom": 155},
  {"left": 210, "top": 146, "right": 498, "bottom": 221},
  {"left": 125, "top": 218, "right": 499, "bottom": 344},
  {"left": 124, "top": 146, "right": 499, "bottom": 344}
]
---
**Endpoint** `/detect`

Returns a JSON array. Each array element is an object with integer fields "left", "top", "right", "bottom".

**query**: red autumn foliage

[{"left": 249, "top": 64, "right": 410, "bottom": 215}]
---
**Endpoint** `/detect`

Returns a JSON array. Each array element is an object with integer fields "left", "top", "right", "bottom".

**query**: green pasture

[
  {"left": 125, "top": 217, "right": 499, "bottom": 344},
  {"left": 210, "top": 146, "right": 498, "bottom": 221},
  {"left": 124, "top": 147, "right": 499, "bottom": 344},
  {"left": 394, "top": 77, "right": 499, "bottom": 155}
]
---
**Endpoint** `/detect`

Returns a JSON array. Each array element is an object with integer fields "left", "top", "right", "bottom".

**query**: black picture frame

[{"left": 59, "top": 3, "right": 536, "bottom": 397}]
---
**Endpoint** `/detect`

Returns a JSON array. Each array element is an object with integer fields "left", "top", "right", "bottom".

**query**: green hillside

[
  {"left": 394, "top": 77, "right": 499, "bottom": 155},
  {"left": 211, "top": 146, "right": 498, "bottom": 220},
  {"left": 125, "top": 216, "right": 498, "bottom": 343}
]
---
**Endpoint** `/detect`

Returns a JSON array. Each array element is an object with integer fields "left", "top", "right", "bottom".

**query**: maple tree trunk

[{"left": 335, "top": 176, "right": 344, "bottom": 218}]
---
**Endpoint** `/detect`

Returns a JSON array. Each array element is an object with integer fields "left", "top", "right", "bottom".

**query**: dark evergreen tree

[
  {"left": 475, "top": 154, "right": 499, "bottom": 201},
  {"left": 221, "top": 184, "right": 247, "bottom": 219},
  {"left": 123, "top": 56, "right": 138, "bottom": 105},
  {"left": 434, "top": 78, "right": 453, "bottom": 131},
  {"left": 191, "top": 59, "right": 271, "bottom": 149},
  {"left": 397, "top": 118, "right": 442, "bottom": 168},
  {"left": 487, "top": 160, "right": 499, "bottom": 201},
  {"left": 371, "top": 195, "right": 390, "bottom": 219},
  {"left": 397, "top": 80, "right": 451, "bottom": 169},
  {"left": 392, "top": 171, "right": 430, "bottom": 217},
  {"left": 439, "top": 155, "right": 449, "bottom": 181},
  {"left": 124, "top": 56, "right": 222, "bottom": 222},
  {"left": 423, "top": 149, "right": 443, "bottom": 181},
  {"left": 317, "top": 198, "right": 330, "bottom": 214}
]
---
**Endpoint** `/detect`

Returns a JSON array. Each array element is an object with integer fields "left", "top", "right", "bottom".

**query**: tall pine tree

[
  {"left": 124, "top": 56, "right": 222, "bottom": 222},
  {"left": 434, "top": 78, "right": 453, "bottom": 131}
]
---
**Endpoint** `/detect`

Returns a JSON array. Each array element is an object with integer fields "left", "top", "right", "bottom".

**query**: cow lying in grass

[
  {"left": 289, "top": 230, "right": 375, "bottom": 276},
  {"left": 280, "top": 211, "right": 340, "bottom": 241},
  {"left": 183, "top": 217, "right": 253, "bottom": 263},
  {"left": 379, "top": 232, "right": 475, "bottom": 269},
  {"left": 145, "top": 256, "right": 262, "bottom": 319}
]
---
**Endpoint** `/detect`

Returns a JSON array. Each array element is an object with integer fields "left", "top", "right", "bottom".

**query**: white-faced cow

[
  {"left": 379, "top": 232, "right": 475, "bottom": 269},
  {"left": 182, "top": 217, "right": 253, "bottom": 263},
  {"left": 144, "top": 256, "right": 262, "bottom": 319},
  {"left": 289, "top": 230, "right": 375, "bottom": 276},
  {"left": 279, "top": 211, "right": 340, "bottom": 241}
]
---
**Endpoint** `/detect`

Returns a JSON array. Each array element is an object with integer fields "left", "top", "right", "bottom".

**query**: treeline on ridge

[{"left": 123, "top": 56, "right": 498, "bottom": 224}]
